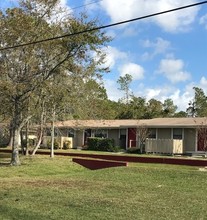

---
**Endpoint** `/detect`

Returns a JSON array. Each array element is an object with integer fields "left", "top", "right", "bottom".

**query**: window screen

[
  {"left": 173, "top": 128, "right": 182, "bottom": 139},
  {"left": 148, "top": 128, "right": 156, "bottom": 139}
]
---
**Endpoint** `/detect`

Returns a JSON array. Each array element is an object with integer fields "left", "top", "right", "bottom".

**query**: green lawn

[{"left": 0, "top": 153, "right": 207, "bottom": 220}]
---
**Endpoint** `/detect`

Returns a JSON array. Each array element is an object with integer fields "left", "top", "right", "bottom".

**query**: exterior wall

[
  {"left": 157, "top": 128, "right": 171, "bottom": 139},
  {"left": 183, "top": 128, "right": 196, "bottom": 152},
  {"left": 108, "top": 129, "right": 120, "bottom": 146},
  {"left": 43, "top": 124, "right": 197, "bottom": 153},
  {"left": 146, "top": 139, "right": 183, "bottom": 154},
  {"left": 59, "top": 128, "right": 68, "bottom": 137}
]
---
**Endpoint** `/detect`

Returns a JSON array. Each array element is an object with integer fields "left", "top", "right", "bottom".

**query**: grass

[{"left": 0, "top": 153, "right": 207, "bottom": 220}]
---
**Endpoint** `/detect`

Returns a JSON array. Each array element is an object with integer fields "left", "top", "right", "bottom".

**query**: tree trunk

[
  {"left": 32, "top": 127, "right": 43, "bottom": 156},
  {"left": 25, "top": 122, "right": 30, "bottom": 156},
  {"left": 8, "top": 122, "right": 13, "bottom": 147},
  {"left": 10, "top": 127, "right": 21, "bottom": 166},
  {"left": 50, "top": 108, "right": 56, "bottom": 158},
  {"left": 50, "top": 118, "right": 55, "bottom": 158},
  {"left": 10, "top": 98, "right": 31, "bottom": 165},
  {"left": 20, "top": 129, "right": 25, "bottom": 155},
  {"left": 32, "top": 100, "right": 45, "bottom": 156}
]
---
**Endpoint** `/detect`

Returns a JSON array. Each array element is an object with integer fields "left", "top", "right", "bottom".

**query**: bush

[
  {"left": 47, "top": 139, "right": 60, "bottom": 149},
  {"left": 63, "top": 140, "right": 71, "bottom": 150},
  {"left": 126, "top": 147, "right": 141, "bottom": 154},
  {"left": 87, "top": 137, "right": 115, "bottom": 152},
  {"left": 108, "top": 145, "right": 122, "bottom": 152}
]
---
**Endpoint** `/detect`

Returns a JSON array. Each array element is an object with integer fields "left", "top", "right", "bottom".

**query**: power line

[
  {"left": 0, "top": 1, "right": 207, "bottom": 51},
  {"left": 70, "top": 0, "right": 103, "bottom": 11},
  {"left": 0, "top": 0, "right": 103, "bottom": 11}
]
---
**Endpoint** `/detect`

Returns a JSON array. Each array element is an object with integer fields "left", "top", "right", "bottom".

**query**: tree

[
  {"left": 187, "top": 87, "right": 207, "bottom": 117},
  {"left": 117, "top": 74, "right": 132, "bottom": 104},
  {"left": 145, "top": 99, "right": 162, "bottom": 119},
  {"left": 134, "top": 122, "right": 150, "bottom": 153},
  {"left": 162, "top": 98, "right": 177, "bottom": 117},
  {"left": 173, "top": 111, "right": 188, "bottom": 118},
  {"left": 0, "top": 0, "right": 110, "bottom": 165},
  {"left": 70, "top": 79, "right": 114, "bottom": 120}
]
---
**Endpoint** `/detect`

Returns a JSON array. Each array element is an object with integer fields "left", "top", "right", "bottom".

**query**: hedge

[{"left": 87, "top": 137, "right": 115, "bottom": 152}]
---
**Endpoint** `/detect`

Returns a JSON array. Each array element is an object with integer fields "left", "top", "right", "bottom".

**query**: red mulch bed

[
  {"left": 72, "top": 157, "right": 128, "bottom": 170},
  {"left": 2, "top": 149, "right": 207, "bottom": 167}
]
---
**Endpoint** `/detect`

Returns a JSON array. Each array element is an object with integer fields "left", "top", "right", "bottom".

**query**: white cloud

[
  {"left": 135, "top": 85, "right": 194, "bottom": 111},
  {"left": 122, "top": 27, "right": 139, "bottom": 37},
  {"left": 199, "top": 76, "right": 207, "bottom": 95},
  {"left": 102, "top": 46, "right": 128, "bottom": 69},
  {"left": 104, "top": 79, "right": 122, "bottom": 101},
  {"left": 200, "top": 76, "right": 207, "bottom": 86},
  {"left": 200, "top": 14, "right": 207, "bottom": 29},
  {"left": 119, "top": 63, "right": 145, "bottom": 80},
  {"left": 158, "top": 58, "right": 191, "bottom": 83},
  {"left": 142, "top": 37, "right": 171, "bottom": 60},
  {"left": 144, "top": 38, "right": 171, "bottom": 53},
  {"left": 100, "top": 0, "right": 199, "bottom": 32}
]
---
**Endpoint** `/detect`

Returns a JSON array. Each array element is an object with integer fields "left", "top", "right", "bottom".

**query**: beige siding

[
  {"left": 146, "top": 139, "right": 183, "bottom": 154},
  {"left": 108, "top": 129, "right": 119, "bottom": 146},
  {"left": 184, "top": 128, "right": 196, "bottom": 152},
  {"left": 157, "top": 128, "right": 171, "bottom": 139}
]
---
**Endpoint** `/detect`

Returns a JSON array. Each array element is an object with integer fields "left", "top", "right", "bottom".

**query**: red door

[
  {"left": 197, "top": 129, "right": 207, "bottom": 151},
  {"left": 128, "top": 128, "right": 136, "bottom": 148}
]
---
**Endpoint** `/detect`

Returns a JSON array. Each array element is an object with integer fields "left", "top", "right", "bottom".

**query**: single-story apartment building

[{"left": 45, "top": 117, "right": 207, "bottom": 154}]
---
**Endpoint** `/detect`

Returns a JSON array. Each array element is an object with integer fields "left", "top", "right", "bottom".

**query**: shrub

[
  {"left": 126, "top": 147, "right": 141, "bottom": 154},
  {"left": 108, "top": 145, "right": 122, "bottom": 152},
  {"left": 87, "top": 137, "right": 115, "bottom": 152},
  {"left": 47, "top": 139, "right": 60, "bottom": 149},
  {"left": 63, "top": 140, "right": 71, "bottom": 150}
]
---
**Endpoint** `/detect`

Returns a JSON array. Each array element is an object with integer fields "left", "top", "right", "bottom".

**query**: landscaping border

[{"left": 1, "top": 149, "right": 207, "bottom": 167}]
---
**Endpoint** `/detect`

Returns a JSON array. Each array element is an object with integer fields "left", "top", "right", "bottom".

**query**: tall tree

[
  {"left": 162, "top": 98, "right": 177, "bottom": 117},
  {"left": 145, "top": 99, "right": 163, "bottom": 119},
  {"left": 187, "top": 87, "right": 207, "bottom": 117},
  {"left": 117, "top": 74, "right": 132, "bottom": 104},
  {"left": 0, "top": 0, "right": 110, "bottom": 165}
]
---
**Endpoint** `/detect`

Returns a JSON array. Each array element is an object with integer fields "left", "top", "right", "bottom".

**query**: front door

[
  {"left": 197, "top": 129, "right": 207, "bottom": 151},
  {"left": 84, "top": 129, "right": 91, "bottom": 145},
  {"left": 128, "top": 128, "right": 136, "bottom": 148}
]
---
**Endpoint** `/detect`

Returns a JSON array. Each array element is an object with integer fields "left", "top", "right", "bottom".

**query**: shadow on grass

[
  {"left": 0, "top": 153, "right": 11, "bottom": 166},
  {"left": 0, "top": 162, "right": 11, "bottom": 166}
]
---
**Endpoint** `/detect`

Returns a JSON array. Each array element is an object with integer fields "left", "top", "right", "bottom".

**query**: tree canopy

[{"left": 0, "top": 0, "right": 111, "bottom": 165}]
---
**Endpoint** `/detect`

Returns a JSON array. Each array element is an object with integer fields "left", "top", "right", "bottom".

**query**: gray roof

[{"left": 54, "top": 117, "right": 207, "bottom": 129}]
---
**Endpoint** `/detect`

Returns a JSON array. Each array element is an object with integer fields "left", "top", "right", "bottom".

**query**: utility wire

[
  {"left": 0, "top": 1, "right": 207, "bottom": 51},
  {"left": 0, "top": 0, "right": 103, "bottom": 11},
  {"left": 70, "top": 0, "right": 103, "bottom": 11}
]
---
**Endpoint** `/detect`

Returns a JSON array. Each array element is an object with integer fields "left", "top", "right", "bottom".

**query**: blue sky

[{"left": 1, "top": 0, "right": 207, "bottom": 111}]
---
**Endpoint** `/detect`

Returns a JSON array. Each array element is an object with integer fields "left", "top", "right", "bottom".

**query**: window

[
  {"left": 119, "top": 129, "right": 126, "bottom": 139},
  {"left": 46, "top": 129, "right": 51, "bottom": 136},
  {"left": 67, "top": 129, "right": 75, "bottom": 138},
  {"left": 173, "top": 128, "right": 182, "bottom": 140},
  {"left": 46, "top": 128, "right": 58, "bottom": 137},
  {"left": 93, "top": 129, "right": 108, "bottom": 138},
  {"left": 148, "top": 128, "right": 156, "bottom": 139}
]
